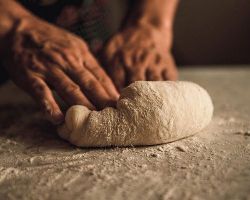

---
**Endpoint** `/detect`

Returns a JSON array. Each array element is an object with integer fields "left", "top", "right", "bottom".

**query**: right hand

[{"left": 3, "top": 16, "right": 119, "bottom": 124}]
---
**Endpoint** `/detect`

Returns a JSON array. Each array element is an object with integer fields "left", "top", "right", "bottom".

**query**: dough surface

[{"left": 58, "top": 81, "right": 213, "bottom": 147}]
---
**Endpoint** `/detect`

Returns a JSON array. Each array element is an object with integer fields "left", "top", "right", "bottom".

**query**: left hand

[{"left": 101, "top": 23, "right": 178, "bottom": 91}]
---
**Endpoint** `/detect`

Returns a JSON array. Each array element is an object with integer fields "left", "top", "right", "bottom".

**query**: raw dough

[{"left": 58, "top": 81, "right": 213, "bottom": 147}]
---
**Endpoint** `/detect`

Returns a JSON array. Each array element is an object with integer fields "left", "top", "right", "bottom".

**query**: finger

[
  {"left": 162, "top": 55, "right": 178, "bottom": 81},
  {"left": 24, "top": 75, "right": 64, "bottom": 125},
  {"left": 126, "top": 68, "right": 146, "bottom": 85},
  {"left": 46, "top": 67, "right": 95, "bottom": 110},
  {"left": 162, "top": 68, "right": 178, "bottom": 81},
  {"left": 139, "top": 50, "right": 149, "bottom": 63},
  {"left": 132, "top": 49, "right": 144, "bottom": 64},
  {"left": 130, "top": 50, "right": 156, "bottom": 80},
  {"left": 124, "top": 50, "right": 150, "bottom": 85},
  {"left": 120, "top": 50, "right": 133, "bottom": 68},
  {"left": 48, "top": 46, "right": 83, "bottom": 72},
  {"left": 121, "top": 50, "right": 149, "bottom": 70},
  {"left": 40, "top": 49, "right": 66, "bottom": 69},
  {"left": 146, "top": 69, "right": 163, "bottom": 81},
  {"left": 108, "top": 55, "right": 126, "bottom": 91},
  {"left": 68, "top": 67, "right": 117, "bottom": 109},
  {"left": 103, "top": 35, "right": 123, "bottom": 60},
  {"left": 84, "top": 55, "right": 119, "bottom": 100},
  {"left": 138, "top": 50, "right": 154, "bottom": 67}
]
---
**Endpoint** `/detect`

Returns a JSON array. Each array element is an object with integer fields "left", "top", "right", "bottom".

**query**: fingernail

[
  {"left": 45, "top": 111, "right": 64, "bottom": 125},
  {"left": 114, "top": 93, "right": 120, "bottom": 100},
  {"left": 42, "top": 100, "right": 64, "bottom": 125}
]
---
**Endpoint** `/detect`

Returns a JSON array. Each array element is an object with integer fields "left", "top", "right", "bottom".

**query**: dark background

[{"left": 173, "top": 0, "right": 250, "bottom": 65}]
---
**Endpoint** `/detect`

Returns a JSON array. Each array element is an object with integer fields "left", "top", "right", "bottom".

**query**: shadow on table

[
  {"left": 0, "top": 102, "right": 156, "bottom": 152},
  {"left": 0, "top": 103, "right": 87, "bottom": 152}
]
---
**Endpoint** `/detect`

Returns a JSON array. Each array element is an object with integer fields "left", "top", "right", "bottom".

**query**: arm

[
  {"left": 0, "top": 0, "right": 119, "bottom": 124},
  {"left": 127, "top": 0, "right": 179, "bottom": 32},
  {"left": 102, "top": 0, "right": 179, "bottom": 90}
]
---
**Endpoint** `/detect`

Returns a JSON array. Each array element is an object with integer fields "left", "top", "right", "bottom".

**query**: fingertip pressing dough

[{"left": 58, "top": 81, "right": 213, "bottom": 147}]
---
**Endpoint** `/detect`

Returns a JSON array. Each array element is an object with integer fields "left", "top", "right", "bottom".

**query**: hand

[
  {"left": 3, "top": 16, "right": 119, "bottom": 124},
  {"left": 101, "top": 23, "right": 178, "bottom": 91}
]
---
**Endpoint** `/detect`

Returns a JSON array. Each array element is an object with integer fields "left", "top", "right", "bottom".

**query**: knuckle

[
  {"left": 33, "top": 83, "right": 45, "bottom": 93},
  {"left": 30, "top": 78, "right": 43, "bottom": 90},
  {"left": 26, "top": 55, "right": 47, "bottom": 73},
  {"left": 63, "top": 84, "right": 81, "bottom": 94},
  {"left": 78, "top": 41, "right": 89, "bottom": 53},
  {"left": 29, "top": 64, "right": 45, "bottom": 73},
  {"left": 87, "top": 63, "right": 100, "bottom": 72},
  {"left": 41, "top": 99, "right": 52, "bottom": 113},
  {"left": 96, "top": 75, "right": 107, "bottom": 84},
  {"left": 74, "top": 68, "right": 89, "bottom": 80},
  {"left": 85, "top": 79, "right": 98, "bottom": 91}
]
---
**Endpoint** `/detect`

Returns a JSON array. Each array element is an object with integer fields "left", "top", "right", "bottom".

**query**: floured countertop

[{"left": 0, "top": 67, "right": 249, "bottom": 200}]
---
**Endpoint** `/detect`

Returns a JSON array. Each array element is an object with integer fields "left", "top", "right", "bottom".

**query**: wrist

[
  {"left": 125, "top": 13, "right": 173, "bottom": 38},
  {"left": 134, "top": 15, "right": 173, "bottom": 32},
  {"left": 125, "top": 0, "right": 178, "bottom": 32}
]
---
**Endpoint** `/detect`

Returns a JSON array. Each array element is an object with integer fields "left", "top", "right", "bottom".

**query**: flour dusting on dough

[{"left": 58, "top": 81, "right": 213, "bottom": 147}]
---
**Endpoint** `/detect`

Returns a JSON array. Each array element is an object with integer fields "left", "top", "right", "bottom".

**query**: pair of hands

[{"left": 3, "top": 16, "right": 177, "bottom": 124}]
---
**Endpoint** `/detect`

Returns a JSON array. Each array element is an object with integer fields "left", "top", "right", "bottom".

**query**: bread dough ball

[{"left": 58, "top": 81, "right": 213, "bottom": 147}]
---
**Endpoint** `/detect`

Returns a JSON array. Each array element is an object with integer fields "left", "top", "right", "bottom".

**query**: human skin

[
  {"left": 0, "top": 0, "right": 179, "bottom": 124},
  {"left": 101, "top": 0, "right": 179, "bottom": 91},
  {"left": 0, "top": 0, "right": 119, "bottom": 124}
]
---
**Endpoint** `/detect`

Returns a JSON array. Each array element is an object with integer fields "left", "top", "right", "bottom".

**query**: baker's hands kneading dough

[
  {"left": 102, "top": 24, "right": 178, "bottom": 91},
  {"left": 2, "top": 13, "right": 119, "bottom": 124},
  {"left": 58, "top": 81, "right": 213, "bottom": 147}
]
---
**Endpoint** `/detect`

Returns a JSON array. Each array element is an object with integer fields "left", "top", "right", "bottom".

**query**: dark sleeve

[{"left": 18, "top": 0, "right": 82, "bottom": 23}]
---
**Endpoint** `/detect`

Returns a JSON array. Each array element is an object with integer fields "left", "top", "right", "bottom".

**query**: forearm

[
  {"left": 0, "top": 0, "right": 31, "bottom": 56},
  {"left": 127, "top": 0, "right": 179, "bottom": 31}
]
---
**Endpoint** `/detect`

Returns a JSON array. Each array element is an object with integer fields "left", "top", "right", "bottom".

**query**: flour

[
  {"left": 58, "top": 81, "right": 213, "bottom": 147},
  {"left": 0, "top": 68, "right": 250, "bottom": 200}
]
